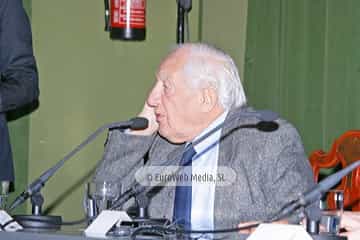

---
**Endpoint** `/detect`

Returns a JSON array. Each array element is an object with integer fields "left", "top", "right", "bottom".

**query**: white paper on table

[
  {"left": 247, "top": 223, "right": 312, "bottom": 240},
  {"left": 0, "top": 210, "right": 23, "bottom": 232},
  {"left": 84, "top": 210, "right": 132, "bottom": 238}
]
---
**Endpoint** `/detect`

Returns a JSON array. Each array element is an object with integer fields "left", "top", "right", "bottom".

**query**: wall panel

[
  {"left": 30, "top": 0, "right": 200, "bottom": 219},
  {"left": 245, "top": 0, "right": 360, "bottom": 154}
]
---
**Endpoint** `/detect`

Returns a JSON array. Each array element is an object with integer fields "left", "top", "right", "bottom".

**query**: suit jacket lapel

[
  {"left": 162, "top": 143, "right": 186, "bottom": 220},
  {"left": 214, "top": 107, "right": 248, "bottom": 228}
]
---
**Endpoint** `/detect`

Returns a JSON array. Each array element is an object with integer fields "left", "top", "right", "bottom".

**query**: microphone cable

[
  {"left": 130, "top": 222, "right": 261, "bottom": 239},
  {"left": 110, "top": 108, "right": 279, "bottom": 210},
  {"left": 9, "top": 117, "right": 148, "bottom": 211},
  {"left": 61, "top": 217, "right": 88, "bottom": 226}
]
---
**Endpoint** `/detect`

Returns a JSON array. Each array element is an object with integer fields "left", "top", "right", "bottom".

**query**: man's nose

[{"left": 147, "top": 87, "right": 161, "bottom": 107}]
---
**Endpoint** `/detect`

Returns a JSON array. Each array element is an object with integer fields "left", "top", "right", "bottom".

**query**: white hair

[{"left": 173, "top": 43, "right": 247, "bottom": 110}]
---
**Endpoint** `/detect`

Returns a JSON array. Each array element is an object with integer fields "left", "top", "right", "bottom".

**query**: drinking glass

[
  {"left": 85, "top": 181, "right": 122, "bottom": 218},
  {"left": 320, "top": 189, "right": 344, "bottom": 235},
  {"left": 0, "top": 181, "right": 10, "bottom": 210}
]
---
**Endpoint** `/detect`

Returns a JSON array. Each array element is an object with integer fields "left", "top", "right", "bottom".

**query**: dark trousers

[{"left": 0, "top": 113, "right": 14, "bottom": 182}]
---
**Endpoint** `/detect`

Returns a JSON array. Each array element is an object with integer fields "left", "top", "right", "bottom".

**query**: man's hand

[
  {"left": 238, "top": 221, "right": 260, "bottom": 234},
  {"left": 130, "top": 103, "right": 159, "bottom": 136},
  {"left": 340, "top": 230, "right": 360, "bottom": 240},
  {"left": 339, "top": 211, "right": 360, "bottom": 240},
  {"left": 341, "top": 211, "right": 360, "bottom": 231}
]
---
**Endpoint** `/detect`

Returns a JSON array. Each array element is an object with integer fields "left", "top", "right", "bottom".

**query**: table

[{"left": 0, "top": 228, "right": 249, "bottom": 240}]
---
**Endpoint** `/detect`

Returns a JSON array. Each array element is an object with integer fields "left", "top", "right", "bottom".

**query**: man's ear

[{"left": 199, "top": 87, "right": 218, "bottom": 112}]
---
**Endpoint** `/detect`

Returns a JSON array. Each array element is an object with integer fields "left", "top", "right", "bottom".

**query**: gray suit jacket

[{"left": 94, "top": 106, "right": 315, "bottom": 229}]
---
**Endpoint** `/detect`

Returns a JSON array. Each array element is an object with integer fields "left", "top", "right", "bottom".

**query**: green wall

[
  {"left": 27, "top": 0, "right": 248, "bottom": 219},
  {"left": 29, "top": 0, "right": 202, "bottom": 219},
  {"left": 245, "top": 0, "right": 360, "bottom": 154},
  {"left": 9, "top": 0, "right": 248, "bottom": 219},
  {"left": 12, "top": 0, "right": 356, "bottom": 220},
  {"left": 200, "top": 0, "right": 248, "bottom": 79}
]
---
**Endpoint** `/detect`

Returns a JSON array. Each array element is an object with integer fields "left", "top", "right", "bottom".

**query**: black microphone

[
  {"left": 110, "top": 108, "right": 280, "bottom": 210},
  {"left": 109, "top": 117, "right": 149, "bottom": 131},
  {"left": 231, "top": 121, "right": 279, "bottom": 133},
  {"left": 274, "top": 160, "right": 360, "bottom": 222},
  {"left": 9, "top": 117, "right": 148, "bottom": 212},
  {"left": 192, "top": 109, "right": 279, "bottom": 146}
]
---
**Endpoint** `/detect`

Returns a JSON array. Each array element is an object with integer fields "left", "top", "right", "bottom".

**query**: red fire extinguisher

[{"left": 104, "top": 0, "right": 146, "bottom": 41}]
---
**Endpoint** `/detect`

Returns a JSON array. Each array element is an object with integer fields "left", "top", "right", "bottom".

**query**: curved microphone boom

[
  {"left": 110, "top": 108, "right": 280, "bottom": 210},
  {"left": 273, "top": 160, "right": 360, "bottom": 222},
  {"left": 9, "top": 117, "right": 148, "bottom": 211},
  {"left": 192, "top": 108, "right": 279, "bottom": 146}
]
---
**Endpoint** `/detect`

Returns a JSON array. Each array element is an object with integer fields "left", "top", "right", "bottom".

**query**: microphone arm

[
  {"left": 129, "top": 161, "right": 360, "bottom": 237},
  {"left": 9, "top": 117, "right": 148, "bottom": 211},
  {"left": 273, "top": 160, "right": 360, "bottom": 222},
  {"left": 110, "top": 109, "right": 279, "bottom": 210},
  {"left": 192, "top": 109, "right": 279, "bottom": 146}
]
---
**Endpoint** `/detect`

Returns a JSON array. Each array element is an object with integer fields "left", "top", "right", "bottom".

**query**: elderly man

[{"left": 94, "top": 43, "right": 314, "bottom": 231}]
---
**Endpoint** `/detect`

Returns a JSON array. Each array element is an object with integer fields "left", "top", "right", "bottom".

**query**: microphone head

[
  {"left": 130, "top": 117, "right": 149, "bottom": 130},
  {"left": 256, "top": 121, "right": 279, "bottom": 132}
]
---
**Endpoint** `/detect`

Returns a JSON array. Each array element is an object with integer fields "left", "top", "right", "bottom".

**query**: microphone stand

[
  {"left": 273, "top": 160, "right": 360, "bottom": 222},
  {"left": 271, "top": 161, "right": 360, "bottom": 240},
  {"left": 177, "top": 0, "right": 192, "bottom": 43},
  {"left": 104, "top": 0, "right": 110, "bottom": 32},
  {"left": 135, "top": 192, "right": 149, "bottom": 219},
  {"left": 110, "top": 115, "right": 279, "bottom": 212},
  {"left": 113, "top": 122, "right": 355, "bottom": 240},
  {"left": 110, "top": 109, "right": 280, "bottom": 209},
  {"left": 9, "top": 118, "right": 147, "bottom": 230}
]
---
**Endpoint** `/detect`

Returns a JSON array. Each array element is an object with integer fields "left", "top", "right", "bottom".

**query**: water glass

[
  {"left": 85, "top": 181, "right": 122, "bottom": 217},
  {"left": 320, "top": 189, "right": 344, "bottom": 235},
  {"left": 0, "top": 181, "right": 10, "bottom": 210}
]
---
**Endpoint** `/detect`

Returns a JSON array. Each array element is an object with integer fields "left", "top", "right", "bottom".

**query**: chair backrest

[{"left": 309, "top": 130, "right": 360, "bottom": 211}]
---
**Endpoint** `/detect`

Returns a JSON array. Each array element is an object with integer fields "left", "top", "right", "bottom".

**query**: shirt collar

[{"left": 190, "top": 110, "right": 229, "bottom": 156}]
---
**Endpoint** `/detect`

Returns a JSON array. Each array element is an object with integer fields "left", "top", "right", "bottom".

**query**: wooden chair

[{"left": 309, "top": 130, "right": 360, "bottom": 211}]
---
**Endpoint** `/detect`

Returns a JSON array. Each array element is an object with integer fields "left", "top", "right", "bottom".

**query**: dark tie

[{"left": 173, "top": 144, "right": 196, "bottom": 230}]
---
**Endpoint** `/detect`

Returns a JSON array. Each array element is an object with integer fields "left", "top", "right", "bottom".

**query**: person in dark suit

[
  {"left": 0, "top": 0, "right": 39, "bottom": 184},
  {"left": 94, "top": 43, "right": 314, "bottom": 234}
]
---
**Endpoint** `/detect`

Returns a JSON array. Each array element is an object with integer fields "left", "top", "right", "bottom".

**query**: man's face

[{"left": 146, "top": 52, "right": 204, "bottom": 143}]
